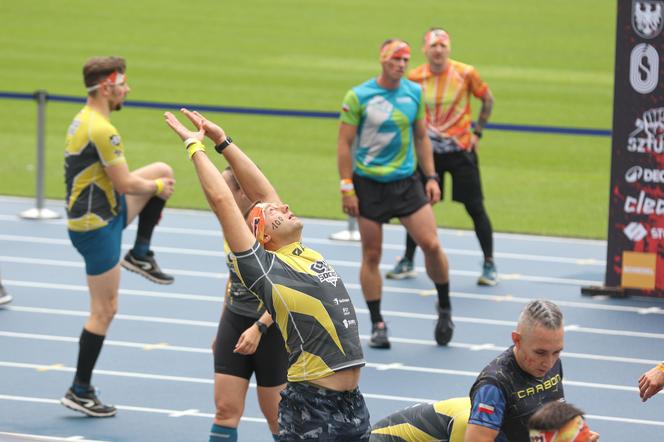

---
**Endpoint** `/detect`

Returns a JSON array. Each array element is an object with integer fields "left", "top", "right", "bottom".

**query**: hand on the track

[
  {"left": 639, "top": 364, "right": 664, "bottom": 401},
  {"left": 589, "top": 431, "right": 600, "bottom": 441},
  {"left": 234, "top": 324, "right": 261, "bottom": 355},
  {"left": 164, "top": 111, "right": 205, "bottom": 142},
  {"left": 180, "top": 108, "right": 228, "bottom": 145},
  {"left": 424, "top": 179, "right": 440, "bottom": 204},
  {"left": 341, "top": 194, "right": 359, "bottom": 218}
]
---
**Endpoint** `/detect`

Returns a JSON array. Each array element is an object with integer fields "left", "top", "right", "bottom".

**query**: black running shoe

[
  {"left": 61, "top": 386, "right": 117, "bottom": 417},
  {"left": 369, "top": 322, "right": 391, "bottom": 349},
  {"left": 434, "top": 304, "right": 455, "bottom": 346},
  {"left": 121, "top": 250, "right": 174, "bottom": 285}
]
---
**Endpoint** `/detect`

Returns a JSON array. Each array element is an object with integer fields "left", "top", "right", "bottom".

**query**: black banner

[{"left": 605, "top": 0, "right": 664, "bottom": 297}]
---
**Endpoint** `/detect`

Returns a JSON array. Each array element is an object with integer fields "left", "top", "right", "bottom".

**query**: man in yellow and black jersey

[
  {"left": 371, "top": 397, "right": 470, "bottom": 442},
  {"left": 208, "top": 168, "right": 288, "bottom": 442},
  {"left": 165, "top": 108, "right": 370, "bottom": 441},
  {"left": 61, "top": 56, "right": 175, "bottom": 418}
]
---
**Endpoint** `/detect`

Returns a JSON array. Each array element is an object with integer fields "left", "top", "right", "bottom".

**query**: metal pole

[
  {"left": 20, "top": 90, "right": 61, "bottom": 220},
  {"left": 329, "top": 216, "right": 361, "bottom": 241}
]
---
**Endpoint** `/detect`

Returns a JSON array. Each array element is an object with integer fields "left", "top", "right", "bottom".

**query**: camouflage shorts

[{"left": 277, "top": 381, "right": 371, "bottom": 441}]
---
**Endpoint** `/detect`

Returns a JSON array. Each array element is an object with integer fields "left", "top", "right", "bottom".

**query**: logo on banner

[
  {"left": 625, "top": 165, "right": 664, "bottom": 182},
  {"left": 624, "top": 222, "right": 649, "bottom": 241},
  {"left": 633, "top": 0, "right": 664, "bottom": 39},
  {"left": 630, "top": 43, "right": 659, "bottom": 94},
  {"left": 624, "top": 190, "right": 664, "bottom": 215},
  {"left": 627, "top": 107, "right": 664, "bottom": 153},
  {"left": 621, "top": 251, "right": 657, "bottom": 289}
]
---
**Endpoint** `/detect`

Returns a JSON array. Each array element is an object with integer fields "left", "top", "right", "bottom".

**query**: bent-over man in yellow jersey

[
  {"left": 165, "top": 108, "right": 370, "bottom": 441},
  {"left": 61, "top": 56, "right": 175, "bottom": 417},
  {"left": 371, "top": 397, "right": 470, "bottom": 442}
]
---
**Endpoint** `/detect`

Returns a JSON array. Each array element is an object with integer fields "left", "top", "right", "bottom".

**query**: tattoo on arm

[{"left": 475, "top": 95, "right": 494, "bottom": 132}]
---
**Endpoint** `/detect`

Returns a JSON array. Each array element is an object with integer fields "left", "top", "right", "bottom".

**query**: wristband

[
  {"left": 183, "top": 137, "right": 199, "bottom": 148},
  {"left": 425, "top": 174, "right": 440, "bottom": 183},
  {"left": 154, "top": 178, "right": 164, "bottom": 195},
  {"left": 657, "top": 362, "right": 664, "bottom": 373},
  {"left": 340, "top": 179, "right": 355, "bottom": 197},
  {"left": 255, "top": 320, "right": 268, "bottom": 334},
  {"left": 473, "top": 129, "right": 483, "bottom": 139},
  {"left": 214, "top": 136, "right": 233, "bottom": 154},
  {"left": 186, "top": 141, "right": 206, "bottom": 160}
]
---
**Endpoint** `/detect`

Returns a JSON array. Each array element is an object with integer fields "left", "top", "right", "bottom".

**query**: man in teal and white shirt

[{"left": 337, "top": 38, "right": 453, "bottom": 350}]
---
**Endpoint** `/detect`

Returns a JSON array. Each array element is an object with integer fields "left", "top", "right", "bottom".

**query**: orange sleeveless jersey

[{"left": 408, "top": 60, "right": 488, "bottom": 150}]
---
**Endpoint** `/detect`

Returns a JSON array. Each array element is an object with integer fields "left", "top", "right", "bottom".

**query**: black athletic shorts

[
  {"left": 433, "top": 150, "right": 483, "bottom": 204},
  {"left": 278, "top": 381, "right": 371, "bottom": 441},
  {"left": 353, "top": 172, "right": 429, "bottom": 224},
  {"left": 214, "top": 307, "right": 288, "bottom": 387}
]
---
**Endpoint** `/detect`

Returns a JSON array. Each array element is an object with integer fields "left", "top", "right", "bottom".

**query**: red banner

[{"left": 605, "top": 0, "right": 664, "bottom": 297}]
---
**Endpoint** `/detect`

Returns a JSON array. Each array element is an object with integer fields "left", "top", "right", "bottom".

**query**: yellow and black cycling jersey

[
  {"left": 228, "top": 240, "right": 365, "bottom": 382},
  {"left": 65, "top": 105, "right": 126, "bottom": 232},
  {"left": 370, "top": 397, "right": 470, "bottom": 442}
]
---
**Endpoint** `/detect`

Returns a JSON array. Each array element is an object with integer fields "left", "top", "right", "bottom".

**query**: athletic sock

[
  {"left": 73, "top": 328, "right": 105, "bottom": 388},
  {"left": 132, "top": 196, "right": 165, "bottom": 258},
  {"left": 435, "top": 283, "right": 451, "bottom": 310},
  {"left": 404, "top": 233, "right": 417, "bottom": 262},
  {"left": 272, "top": 434, "right": 279, "bottom": 441},
  {"left": 209, "top": 423, "right": 237, "bottom": 441},
  {"left": 367, "top": 300, "right": 383, "bottom": 324}
]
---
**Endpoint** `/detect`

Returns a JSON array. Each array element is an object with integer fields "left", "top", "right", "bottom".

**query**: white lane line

[
  {"left": 5, "top": 390, "right": 643, "bottom": 429},
  {"left": 0, "top": 360, "right": 657, "bottom": 398},
  {"left": 6, "top": 303, "right": 664, "bottom": 341},
  {"left": 0, "top": 204, "right": 607, "bottom": 247},
  {"left": 0, "top": 431, "right": 110, "bottom": 442},
  {"left": 0, "top": 231, "right": 605, "bottom": 266},
  {"left": 6, "top": 305, "right": 219, "bottom": 327},
  {"left": 0, "top": 256, "right": 224, "bottom": 279},
  {"left": 584, "top": 414, "right": 664, "bottom": 427},
  {"left": 5, "top": 280, "right": 223, "bottom": 302},
  {"left": 0, "top": 330, "right": 658, "bottom": 368},
  {"left": 6, "top": 279, "right": 661, "bottom": 316},
  {"left": 0, "top": 254, "right": 601, "bottom": 286},
  {"left": 0, "top": 394, "right": 262, "bottom": 423}
]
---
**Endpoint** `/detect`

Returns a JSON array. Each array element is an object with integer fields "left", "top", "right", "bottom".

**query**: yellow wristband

[
  {"left": 657, "top": 363, "right": 664, "bottom": 373},
  {"left": 183, "top": 137, "right": 199, "bottom": 148},
  {"left": 186, "top": 141, "right": 206, "bottom": 160},
  {"left": 154, "top": 178, "right": 164, "bottom": 195},
  {"left": 341, "top": 189, "right": 356, "bottom": 197}
]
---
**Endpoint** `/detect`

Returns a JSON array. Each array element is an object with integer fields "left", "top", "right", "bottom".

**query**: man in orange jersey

[{"left": 387, "top": 28, "right": 497, "bottom": 287}]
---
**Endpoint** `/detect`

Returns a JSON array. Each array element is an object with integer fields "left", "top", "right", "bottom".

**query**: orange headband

[
  {"left": 248, "top": 204, "right": 268, "bottom": 244},
  {"left": 380, "top": 40, "right": 411, "bottom": 63},
  {"left": 87, "top": 71, "right": 127, "bottom": 92},
  {"left": 424, "top": 29, "right": 451, "bottom": 49},
  {"left": 529, "top": 416, "right": 591, "bottom": 442}
]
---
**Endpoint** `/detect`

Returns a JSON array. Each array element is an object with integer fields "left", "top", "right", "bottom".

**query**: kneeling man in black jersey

[
  {"left": 466, "top": 300, "right": 568, "bottom": 442},
  {"left": 165, "top": 109, "right": 370, "bottom": 441}
]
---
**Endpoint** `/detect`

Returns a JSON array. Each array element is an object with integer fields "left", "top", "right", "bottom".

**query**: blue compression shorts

[{"left": 68, "top": 195, "right": 128, "bottom": 276}]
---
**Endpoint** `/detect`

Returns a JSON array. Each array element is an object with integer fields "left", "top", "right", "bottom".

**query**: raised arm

[
  {"left": 180, "top": 108, "right": 281, "bottom": 205},
  {"left": 163, "top": 111, "right": 256, "bottom": 253}
]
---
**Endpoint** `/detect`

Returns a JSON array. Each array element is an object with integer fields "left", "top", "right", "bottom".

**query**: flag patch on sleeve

[{"left": 478, "top": 403, "right": 495, "bottom": 415}]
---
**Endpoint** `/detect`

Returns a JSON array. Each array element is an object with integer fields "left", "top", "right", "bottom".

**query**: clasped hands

[{"left": 164, "top": 108, "right": 228, "bottom": 146}]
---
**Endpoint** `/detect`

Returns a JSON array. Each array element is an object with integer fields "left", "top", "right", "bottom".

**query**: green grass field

[{"left": 0, "top": 0, "right": 615, "bottom": 238}]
